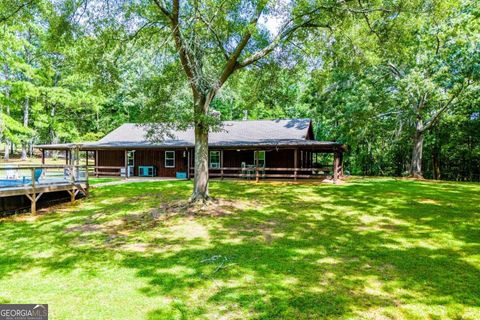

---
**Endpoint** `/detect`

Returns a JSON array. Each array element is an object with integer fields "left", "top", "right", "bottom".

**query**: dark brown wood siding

[
  {"left": 134, "top": 149, "right": 188, "bottom": 177},
  {"left": 218, "top": 149, "right": 295, "bottom": 168},
  {"left": 97, "top": 147, "right": 337, "bottom": 178},
  {"left": 264, "top": 149, "right": 294, "bottom": 168},
  {"left": 221, "top": 150, "right": 255, "bottom": 167},
  {"left": 98, "top": 150, "right": 124, "bottom": 167},
  {"left": 97, "top": 149, "right": 188, "bottom": 177}
]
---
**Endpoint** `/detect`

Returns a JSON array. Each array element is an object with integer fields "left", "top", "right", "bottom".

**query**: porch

[{"left": 36, "top": 144, "right": 345, "bottom": 182}]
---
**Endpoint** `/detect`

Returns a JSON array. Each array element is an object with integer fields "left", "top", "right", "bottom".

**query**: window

[
  {"left": 210, "top": 151, "right": 220, "bottom": 169},
  {"left": 165, "top": 151, "right": 175, "bottom": 168},
  {"left": 255, "top": 151, "right": 266, "bottom": 167}
]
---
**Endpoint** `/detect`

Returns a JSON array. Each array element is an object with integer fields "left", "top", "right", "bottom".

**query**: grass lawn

[
  {"left": 0, "top": 156, "right": 87, "bottom": 166},
  {"left": 89, "top": 177, "right": 122, "bottom": 185},
  {"left": 0, "top": 178, "right": 479, "bottom": 319}
]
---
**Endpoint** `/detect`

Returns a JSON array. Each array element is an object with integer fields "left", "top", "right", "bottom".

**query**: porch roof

[{"left": 35, "top": 140, "right": 344, "bottom": 150}]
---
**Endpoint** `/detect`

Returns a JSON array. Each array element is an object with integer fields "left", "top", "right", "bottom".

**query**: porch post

[
  {"left": 75, "top": 147, "right": 80, "bottom": 166},
  {"left": 124, "top": 150, "right": 128, "bottom": 179},
  {"left": 187, "top": 148, "right": 191, "bottom": 180},
  {"left": 41, "top": 149, "right": 45, "bottom": 165},
  {"left": 95, "top": 150, "right": 99, "bottom": 177},
  {"left": 255, "top": 150, "right": 259, "bottom": 182},
  {"left": 220, "top": 149, "right": 224, "bottom": 180},
  {"left": 294, "top": 149, "right": 298, "bottom": 181}
]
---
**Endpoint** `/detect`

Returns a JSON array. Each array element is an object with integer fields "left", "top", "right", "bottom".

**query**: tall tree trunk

[
  {"left": 191, "top": 124, "right": 209, "bottom": 202},
  {"left": 50, "top": 105, "right": 59, "bottom": 158},
  {"left": 410, "top": 119, "right": 424, "bottom": 178},
  {"left": 191, "top": 96, "right": 210, "bottom": 203},
  {"left": 21, "top": 96, "right": 29, "bottom": 161},
  {"left": 432, "top": 152, "right": 441, "bottom": 180},
  {"left": 432, "top": 127, "right": 441, "bottom": 180},
  {"left": 4, "top": 141, "right": 10, "bottom": 161},
  {"left": 4, "top": 104, "right": 10, "bottom": 160},
  {"left": 3, "top": 65, "right": 10, "bottom": 161}
]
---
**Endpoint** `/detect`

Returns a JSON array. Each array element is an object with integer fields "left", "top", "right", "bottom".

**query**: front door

[{"left": 127, "top": 151, "right": 135, "bottom": 176}]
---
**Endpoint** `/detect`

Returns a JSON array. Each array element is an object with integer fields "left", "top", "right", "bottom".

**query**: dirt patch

[
  {"left": 159, "top": 198, "right": 257, "bottom": 218},
  {"left": 65, "top": 224, "right": 104, "bottom": 233}
]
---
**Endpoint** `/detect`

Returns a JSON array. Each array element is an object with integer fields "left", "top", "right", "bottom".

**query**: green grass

[
  {"left": 88, "top": 177, "right": 122, "bottom": 185},
  {"left": 0, "top": 177, "right": 479, "bottom": 319}
]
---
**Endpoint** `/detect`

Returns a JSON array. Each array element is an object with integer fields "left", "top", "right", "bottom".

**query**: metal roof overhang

[{"left": 35, "top": 140, "right": 346, "bottom": 152}]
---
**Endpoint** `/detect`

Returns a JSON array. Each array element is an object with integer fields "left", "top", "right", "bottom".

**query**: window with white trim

[
  {"left": 165, "top": 151, "right": 175, "bottom": 168},
  {"left": 210, "top": 151, "right": 220, "bottom": 169},
  {"left": 256, "top": 151, "right": 266, "bottom": 167}
]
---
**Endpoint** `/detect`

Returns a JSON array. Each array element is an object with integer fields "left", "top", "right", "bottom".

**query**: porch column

[
  {"left": 95, "top": 150, "right": 99, "bottom": 177},
  {"left": 187, "top": 148, "right": 191, "bottom": 180},
  {"left": 294, "top": 149, "right": 298, "bottom": 181},
  {"left": 41, "top": 149, "right": 45, "bottom": 165},
  {"left": 75, "top": 147, "right": 80, "bottom": 166},
  {"left": 255, "top": 150, "right": 259, "bottom": 182},
  {"left": 124, "top": 150, "right": 128, "bottom": 179},
  {"left": 220, "top": 150, "right": 224, "bottom": 180}
]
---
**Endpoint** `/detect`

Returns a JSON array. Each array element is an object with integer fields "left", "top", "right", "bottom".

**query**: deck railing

[
  {"left": 0, "top": 165, "right": 90, "bottom": 214},
  {"left": 84, "top": 165, "right": 340, "bottom": 180},
  {"left": 87, "top": 165, "right": 124, "bottom": 177},
  {"left": 0, "top": 165, "right": 88, "bottom": 190},
  {"left": 189, "top": 166, "right": 336, "bottom": 180}
]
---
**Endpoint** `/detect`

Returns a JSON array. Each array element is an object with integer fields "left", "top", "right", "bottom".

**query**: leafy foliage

[{"left": 0, "top": 0, "right": 478, "bottom": 180}]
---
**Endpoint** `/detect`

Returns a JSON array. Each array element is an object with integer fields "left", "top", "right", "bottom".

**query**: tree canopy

[{"left": 0, "top": 0, "right": 478, "bottom": 182}]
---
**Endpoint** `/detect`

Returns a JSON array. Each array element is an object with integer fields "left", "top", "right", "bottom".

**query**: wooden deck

[{"left": 0, "top": 165, "right": 89, "bottom": 214}]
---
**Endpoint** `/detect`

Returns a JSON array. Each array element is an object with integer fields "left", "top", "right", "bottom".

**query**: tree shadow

[{"left": 0, "top": 179, "right": 479, "bottom": 319}]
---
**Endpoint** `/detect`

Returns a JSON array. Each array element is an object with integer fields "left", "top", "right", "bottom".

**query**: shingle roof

[
  {"left": 96, "top": 119, "right": 312, "bottom": 147},
  {"left": 36, "top": 119, "right": 344, "bottom": 150}
]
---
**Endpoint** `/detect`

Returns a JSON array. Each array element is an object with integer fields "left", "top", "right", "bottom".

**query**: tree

[
  {"left": 94, "top": 0, "right": 399, "bottom": 202},
  {"left": 357, "top": 0, "right": 479, "bottom": 178}
]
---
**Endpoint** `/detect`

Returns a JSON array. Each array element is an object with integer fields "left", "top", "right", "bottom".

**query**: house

[{"left": 35, "top": 119, "right": 346, "bottom": 180}]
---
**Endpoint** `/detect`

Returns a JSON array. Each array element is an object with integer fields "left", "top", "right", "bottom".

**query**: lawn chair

[{"left": 245, "top": 164, "right": 255, "bottom": 180}]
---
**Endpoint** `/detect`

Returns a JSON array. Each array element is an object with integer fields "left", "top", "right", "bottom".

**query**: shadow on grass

[{"left": 0, "top": 178, "right": 479, "bottom": 319}]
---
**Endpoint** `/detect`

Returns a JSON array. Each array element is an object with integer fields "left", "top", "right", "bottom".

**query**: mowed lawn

[{"left": 0, "top": 178, "right": 479, "bottom": 319}]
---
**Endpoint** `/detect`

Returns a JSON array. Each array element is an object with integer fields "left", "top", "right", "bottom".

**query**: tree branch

[
  {"left": 237, "top": 20, "right": 331, "bottom": 69},
  {"left": 422, "top": 81, "right": 470, "bottom": 131},
  {"left": 214, "top": 2, "right": 267, "bottom": 91},
  {"left": 196, "top": 10, "right": 229, "bottom": 60},
  {"left": 152, "top": 0, "right": 171, "bottom": 18},
  {"left": 0, "top": 0, "right": 35, "bottom": 24},
  {"left": 154, "top": 0, "right": 200, "bottom": 96}
]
